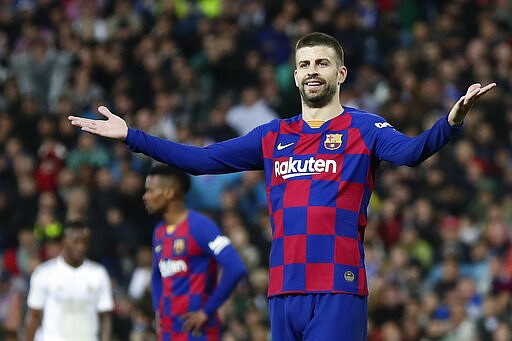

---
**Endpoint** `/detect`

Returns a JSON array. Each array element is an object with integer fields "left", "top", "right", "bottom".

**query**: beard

[{"left": 298, "top": 80, "right": 338, "bottom": 108}]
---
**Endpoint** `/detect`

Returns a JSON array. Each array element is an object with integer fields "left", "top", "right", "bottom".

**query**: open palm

[
  {"left": 68, "top": 106, "right": 128, "bottom": 140},
  {"left": 448, "top": 82, "right": 496, "bottom": 126}
]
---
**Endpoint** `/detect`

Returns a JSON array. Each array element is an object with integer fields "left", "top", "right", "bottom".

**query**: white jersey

[{"left": 27, "top": 256, "right": 114, "bottom": 341}]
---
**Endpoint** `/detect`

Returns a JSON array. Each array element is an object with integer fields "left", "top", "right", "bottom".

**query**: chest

[
  {"left": 45, "top": 268, "right": 101, "bottom": 301},
  {"left": 265, "top": 127, "right": 370, "bottom": 184}
]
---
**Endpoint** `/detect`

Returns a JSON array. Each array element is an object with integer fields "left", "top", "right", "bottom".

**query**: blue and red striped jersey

[
  {"left": 130, "top": 107, "right": 462, "bottom": 297},
  {"left": 151, "top": 210, "right": 246, "bottom": 338}
]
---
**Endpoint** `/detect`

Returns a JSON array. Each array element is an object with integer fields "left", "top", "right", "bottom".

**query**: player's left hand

[
  {"left": 448, "top": 82, "right": 496, "bottom": 126},
  {"left": 181, "top": 310, "right": 208, "bottom": 336}
]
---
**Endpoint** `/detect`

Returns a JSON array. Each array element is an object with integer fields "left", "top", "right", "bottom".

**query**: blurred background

[{"left": 0, "top": 0, "right": 511, "bottom": 340}]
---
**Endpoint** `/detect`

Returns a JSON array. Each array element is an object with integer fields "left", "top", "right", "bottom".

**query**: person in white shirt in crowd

[
  {"left": 225, "top": 86, "right": 277, "bottom": 136},
  {"left": 24, "top": 221, "right": 114, "bottom": 341}
]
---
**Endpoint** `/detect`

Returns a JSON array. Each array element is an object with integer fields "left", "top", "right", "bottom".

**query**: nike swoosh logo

[{"left": 277, "top": 142, "right": 294, "bottom": 150}]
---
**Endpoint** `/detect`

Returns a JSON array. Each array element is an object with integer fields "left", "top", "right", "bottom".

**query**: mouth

[{"left": 303, "top": 79, "right": 325, "bottom": 91}]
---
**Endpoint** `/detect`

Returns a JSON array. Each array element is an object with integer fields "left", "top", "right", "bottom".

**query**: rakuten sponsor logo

[
  {"left": 158, "top": 259, "right": 188, "bottom": 277},
  {"left": 274, "top": 157, "right": 337, "bottom": 179}
]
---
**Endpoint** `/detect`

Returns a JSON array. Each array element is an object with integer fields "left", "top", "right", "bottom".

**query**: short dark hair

[
  {"left": 295, "top": 32, "right": 344, "bottom": 67},
  {"left": 61, "top": 220, "right": 89, "bottom": 241},
  {"left": 147, "top": 164, "right": 191, "bottom": 194}
]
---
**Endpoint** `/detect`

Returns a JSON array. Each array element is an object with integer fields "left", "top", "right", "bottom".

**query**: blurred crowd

[{"left": 0, "top": 0, "right": 511, "bottom": 340}]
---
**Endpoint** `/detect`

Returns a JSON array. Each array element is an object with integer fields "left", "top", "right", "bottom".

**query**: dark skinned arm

[
  {"left": 24, "top": 308, "right": 42, "bottom": 341},
  {"left": 99, "top": 311, "right": 112, "bottom": 341}
]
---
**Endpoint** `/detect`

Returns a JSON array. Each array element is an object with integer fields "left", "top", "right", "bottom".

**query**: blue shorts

[{"left": 269, "top": 293, "right": 367, "bottom": 341}]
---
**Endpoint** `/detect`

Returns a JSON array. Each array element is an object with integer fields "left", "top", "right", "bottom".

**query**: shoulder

[
  {"left": 344, "top": 107, "right": 394, "bottom": 134},
  {"left": 254, "top": 118, "right": 279, "bottom": 135},
  {"left": 30, "top": 258, "right": 59, "bottom": 283},
  {"left": 257, "top": 114, "right": 303, "bottom": 138},
  {"left": 187, "top": 210, "right": 224, "bottom": 242},
  {"left": 83, "top": 260, "right": 109, "bottom": 275},
  {"left": 188, "top": 210, "right": 219, "bottom": 230},
  {"left": 264, "top": 115, "right": 301, "bottom": 132},
  {"left": 33, "top": 258, "right": 58, "bottom": 274},
  {"left": 152, "top": 220, "right": 167, "bottom": 239},
  {"left": 344, "top": 106, "right": 387, "bottom": 125},
  {"left": 280, "top": 114, "right": 303, "bottom": 127}
]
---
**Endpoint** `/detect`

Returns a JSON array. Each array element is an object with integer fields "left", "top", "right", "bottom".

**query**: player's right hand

[{"left": 68, "top": 106, "right": 128, "bottom": 141}]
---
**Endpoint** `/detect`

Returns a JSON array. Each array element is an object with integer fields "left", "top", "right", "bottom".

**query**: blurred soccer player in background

[
  {"left": 69, "top": 32, "right": 496, "bottom": 340},
  {"left": 24, "top": 221, "right": 113, "bottom": 341},
  {"left": 143, "top": 165, "right": 246, "bottom": 340}
]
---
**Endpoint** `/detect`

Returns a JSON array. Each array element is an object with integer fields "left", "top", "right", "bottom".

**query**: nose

[
  {"left": 307, "top": 66, "right": 319, "bottom": 76},
  {"left": 307, "top": 71, "right": 319, "bottom": 79}
]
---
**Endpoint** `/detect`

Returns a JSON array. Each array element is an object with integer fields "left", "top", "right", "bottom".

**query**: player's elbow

[{"left": 234, "top": 261, "right": 248, "bottom": 281}]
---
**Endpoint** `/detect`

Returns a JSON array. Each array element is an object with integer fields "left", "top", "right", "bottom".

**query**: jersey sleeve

[
  {"left": 151, "top": 228, "right": 163, "bottom": 312},
  {"left": 371, "top": 114, "right": 462, "bottom": 166},
  {"left": 96, "top": 266, "right": 114, "bottom": 312},
  {"left": 124, "top": 124, "right": 266, "bottom": 175},
  {"left": 190, "top": 217, "right": 247, "bottom": 316},
  {"left": 27, "top": 266, "right": 46, "bottom": 310}
]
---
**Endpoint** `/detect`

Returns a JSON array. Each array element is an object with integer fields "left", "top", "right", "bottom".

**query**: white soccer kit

[{"left": 27, "top": 256, "right": 114, "bottom": 341}]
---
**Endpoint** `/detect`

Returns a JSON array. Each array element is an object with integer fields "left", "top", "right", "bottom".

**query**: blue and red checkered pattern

[
  {"left": 262, "top": 110, "right": 372, "bottom": 297},
  {"left": 158, "top": 325, "right": 221, "bottom": 341},
  {"left": 127, "top": 105, "right": 461, "bottom": 300},
  {"left": 153, "top": 216, "right": 220, "bottom": 340}
]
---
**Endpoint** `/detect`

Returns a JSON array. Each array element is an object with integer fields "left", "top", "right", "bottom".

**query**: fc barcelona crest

[
  {"left": 324, "top": 133, "right": 343, "bottom": 150},
  {"left": 173, "top": 238, "right": 186, "bottom": 255}
]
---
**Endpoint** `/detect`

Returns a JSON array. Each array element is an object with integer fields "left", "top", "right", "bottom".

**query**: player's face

[
  {"left": 63, "top": 228, "right": 90, "bottom": 265},
  {"left": 294, "top": 45, "right": 346, "bottom": 108},
  {"left": 143, "top": 175, "right": 169, "bottom": 214}
]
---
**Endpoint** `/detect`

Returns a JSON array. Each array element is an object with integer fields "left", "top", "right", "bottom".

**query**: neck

[
  {"left": 163, "top": 203, "right": 188, "bottom": 226},
  {"left": 62, "top": 255, "right": 83, "bottom": 268},
  {"left": 301, "top": 96, "right": 344, "bottom": 121}
]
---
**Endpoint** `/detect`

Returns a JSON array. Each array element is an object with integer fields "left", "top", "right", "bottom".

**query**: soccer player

[
  {"left": 69, "top": 32, "right": 496, "bottom": 340},
  {"left": 24, "top": 221, "right": 113, "bottom": 341},
  {"left": 143, "top": 165, "right": 246, "bottom": 340}
]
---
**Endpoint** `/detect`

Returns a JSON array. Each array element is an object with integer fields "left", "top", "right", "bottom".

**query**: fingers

[
  {"left": 97, "top": 106, "right": 113, "bottom": 118},
  {"left": 79, "top": 126, "right": 97, "bottom": 134},
  {"left": 478, "top": 82, "right": 496, "bottom": 94},
  {"left": 68, "top": 117, "right": 94, "bottom": 130},
  {"left": 466, "top": 83, "right": 481, "bottom": 95},
  {"left": 181, "top": 314, "right": 193, "bottom": 333},
  {"left": 463, "top": 82, "right": 497, "bottom": 105},
  {"left": 181, "top": 314, "right": 203, "bottom": 335},
  {"left": 463, "top": 88, "right": 480, "bottom": 105},
  {"left": 192, "top": 325, "right": 202, "bottom": 336},
  {"left": 68, "top": 106, "right": 115, "bottom": 123}
]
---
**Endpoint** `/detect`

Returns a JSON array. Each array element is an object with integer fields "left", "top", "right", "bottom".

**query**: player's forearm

[
  {"left": 202, "top": 250, "right": 247, "bottom": 316},
  {"left": 378, "top": 114, "right": 462, "bottom": 166},
  {"left": 24, "top": 310, "right": 41, "bottom": 341},
  {"left": 151, "top": 265, "right": 163, "bottom": 312},
  {"left": 124, "top": 127, "right": 263, "bottom": 174},
  {"left": 99, "top": 312, "right": 112, "bottom": 341}
]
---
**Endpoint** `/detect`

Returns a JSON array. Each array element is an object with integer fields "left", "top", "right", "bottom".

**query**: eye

[
  {"left": 299, "top": 62, "right": 308, "bottom": 68},
  {"left": 319, "top": 61, "right": 328, "bottom": 67}
]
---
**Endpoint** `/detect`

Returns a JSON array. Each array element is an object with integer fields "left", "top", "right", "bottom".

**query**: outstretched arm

[
  {"left": 69, "top": 106, "right": 265, "bottom": 174},
  {"left": 447, "top": 82, "right": 496, "bottom": 126},
  {"left": 374, "top": 82, "right": 496, "bottom": 166}
]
